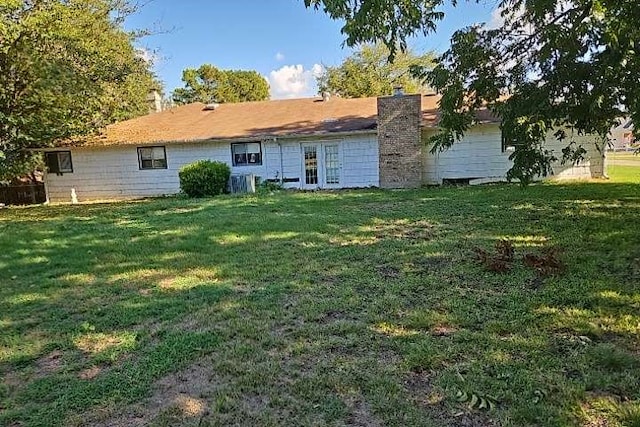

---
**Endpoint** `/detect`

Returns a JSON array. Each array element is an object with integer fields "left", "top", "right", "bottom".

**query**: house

[
  {"left": 42, "top": 93, "right": 606, "bottom": 203},
  {"left": 610, "top": 119, "right": 635, "bottom": 150}
]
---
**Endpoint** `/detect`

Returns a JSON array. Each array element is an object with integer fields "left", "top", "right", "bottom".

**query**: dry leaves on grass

[{"left": 473, "top": 240, "right": 566, "bottom": 278}]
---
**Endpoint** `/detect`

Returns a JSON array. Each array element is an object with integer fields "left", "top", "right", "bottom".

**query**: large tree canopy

[
  {"left": 0, "top": 0, "right": 157, "bottom": 180},
  {"left": 307, "top": 0, "right": 639, "bottom": 183},
  {"left": 304, "top": 0, "right": 448, "bottom": 59},
  {"left": 317, "top": 43, "right": 436, "bottom": 98},
  {"left": 427, "top": 0, "right": 639, "bottom": 183},
  {"left": 172, "top": 65, "right": 270, "bottom": 105}
]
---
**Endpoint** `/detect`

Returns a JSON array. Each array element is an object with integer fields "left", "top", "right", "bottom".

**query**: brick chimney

[
  {"left": 377, "top": 93, "right": 422, "bottom": 188},
  {"left": 147, "top": 89, "right": 162, "bottom": 114}
]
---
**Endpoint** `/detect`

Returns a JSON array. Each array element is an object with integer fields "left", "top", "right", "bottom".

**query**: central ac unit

[{"left": 229, "top": 174, "right": 257, "bottom": 194}]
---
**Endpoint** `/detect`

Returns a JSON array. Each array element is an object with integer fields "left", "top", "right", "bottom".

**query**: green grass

[
  {"left": 608, "top": 164, "right": 640, "bottom": 183},
  {"left": 608, "top": 152, "right": 640, "bottom": 163},
  {"left": 1, "top": 180, "right": 639, "bottom": 426}
]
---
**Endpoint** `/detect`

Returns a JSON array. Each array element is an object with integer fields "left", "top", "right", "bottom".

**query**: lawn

[
  {"left": 1, "top": 180, "right": 639, "bottom": 426},
  {"left": 608, "top": 151, "right": 640, "bottom": 164}
]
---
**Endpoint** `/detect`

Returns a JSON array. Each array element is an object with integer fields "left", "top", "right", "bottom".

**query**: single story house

[{"left": 42, "top": 93, "right": 606, "bottom": 203}]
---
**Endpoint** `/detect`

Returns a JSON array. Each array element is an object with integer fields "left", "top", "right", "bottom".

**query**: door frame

[{"left": 300, "top": 141, "right": 343, "bottom": 189}]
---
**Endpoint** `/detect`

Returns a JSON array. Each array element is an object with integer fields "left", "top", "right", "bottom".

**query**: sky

[{"left": 124, "top": 0, "right": 501, "bottom": 100}]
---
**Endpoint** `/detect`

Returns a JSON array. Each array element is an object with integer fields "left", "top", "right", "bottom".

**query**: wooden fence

[{"left": 0, "top": 184, "right": 46, "bottom": 206}]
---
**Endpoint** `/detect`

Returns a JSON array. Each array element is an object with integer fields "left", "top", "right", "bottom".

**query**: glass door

[
  {"left": 301, "top": 143, "right": 341, "bottom": 189},
  {"left": 324, "top": 144, "right": 340, "bottom": 187},
  {"left": 303, "top": 145, "right": 319, "bottom": 189}
]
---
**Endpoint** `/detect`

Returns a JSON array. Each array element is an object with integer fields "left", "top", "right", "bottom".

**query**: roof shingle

[{"left": 83, "top": 94, "right": 496, "bottom": 146}]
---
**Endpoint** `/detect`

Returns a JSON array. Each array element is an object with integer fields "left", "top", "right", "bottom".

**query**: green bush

[
  {"left": 179, "top": 160, "right": 231, "bottom": 197},
  {"left": 258, "top": 179, "right": 284, "bottom": 193}
]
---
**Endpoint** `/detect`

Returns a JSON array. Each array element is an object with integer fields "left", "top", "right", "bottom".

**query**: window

[
  {"left": 138, "top": 146, "right": 167, "bottom": 169},
  {"left": 45, "top": 151, "right": 73, "bottom": 174},
  {"left": 303, "top": 146, "right": 318, "bottom": 185},
  {"left": 324, "top": 144, "right": 340, "bottom": 184},
  {"left": 231, "top": 142, "right": 262, "bottom": 166}
]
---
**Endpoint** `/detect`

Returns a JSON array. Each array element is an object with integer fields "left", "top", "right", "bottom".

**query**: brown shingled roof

[{"left": 82, "top": 94, "right": 497, "bottom": 146}]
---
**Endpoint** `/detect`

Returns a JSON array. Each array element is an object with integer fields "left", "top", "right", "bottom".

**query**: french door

[{"left": 302, "top": 143, "right": 341, "bottom": 189}]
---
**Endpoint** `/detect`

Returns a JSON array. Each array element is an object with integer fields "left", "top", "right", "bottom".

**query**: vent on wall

[
  {"left": 229, "top": 174, "right": 257, "bottom": 194},
  {"left": 442, "top": 178, "right": 471, "bottom": 186}
]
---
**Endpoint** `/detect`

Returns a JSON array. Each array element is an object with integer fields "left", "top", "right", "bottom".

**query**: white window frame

[
  {"left": 231, "top": 142, "right": 262, "bottom": 166},
  {"left": 138, "top": 146, "right": 167, "bottom": 170},
  {"left": 45, "top": 151, "right": 73, "bottom": 174}
]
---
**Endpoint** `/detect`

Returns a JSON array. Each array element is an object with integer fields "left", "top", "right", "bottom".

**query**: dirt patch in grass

[
  {"left": 431, "top": 325, "right": 459, "bottom": 337},
  {"left": 78, "top": 366, "right": 103, "bottom": 380},
  {"left": 35, "top": 350, "right": 64, "bottom": 377},
  {"left": 343, "top": 394, "right": 383, "bottom": 427},
  {"left": 377, "top": 264, "right": 401, "bottom": 279},
  {"left": 81, "top": 358, "right": 221, "bottom": 427},
  {"left": 317, "top": 309, "right": 348, "bottom": 324}
]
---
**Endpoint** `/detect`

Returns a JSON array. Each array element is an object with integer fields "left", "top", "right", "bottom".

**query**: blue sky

[{"left": 125, "top": 0, "right": 499, "bottom": 99}]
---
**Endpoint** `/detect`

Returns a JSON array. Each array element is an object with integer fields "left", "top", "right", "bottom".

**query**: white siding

[
  {"left": 45, "top": 134, "right": 379, "bottom": 202},
  {"left": 264, "top": 141, "right": 302, "bottom": 189},
  {"left": 45, "top": 142, "right": 267, "bottom": 203},
  {"left": 422, "top": 125, "right": 605, "bottom": 185},
  {"left": 341, "top": 135, "right": 379, "bottom": 188},
  {"left": 263, "top": 135, "right": 379, "bottom": 189}
]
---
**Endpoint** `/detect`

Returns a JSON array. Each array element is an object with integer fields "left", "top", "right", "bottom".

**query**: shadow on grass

[{"left": 0, "top": 182, "right": 638, "bottom": 426}]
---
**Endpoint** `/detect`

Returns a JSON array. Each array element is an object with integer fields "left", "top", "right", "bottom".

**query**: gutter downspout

[{"left": 277, "top": 138, "right": 284, "bottom": 185}]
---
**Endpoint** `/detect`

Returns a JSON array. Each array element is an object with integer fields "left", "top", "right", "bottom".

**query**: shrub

[
  {"left": 179, "top": 160, "right": 231, "bottom": 197},
  {"left": 258, "top": 180, "right": 284, "bottom": 193}
]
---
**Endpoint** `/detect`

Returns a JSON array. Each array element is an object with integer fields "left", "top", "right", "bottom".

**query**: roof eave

[{"left": 40, "top": 128, "right": 379, "bottom": 150}]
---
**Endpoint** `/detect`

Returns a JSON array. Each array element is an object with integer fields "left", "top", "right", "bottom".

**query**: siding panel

[
  {"left": 422, "top": 125, "right": 604, "bottom": 184},
  {"left": 46, "top": 134, "right": 380, "bottom": 202}
]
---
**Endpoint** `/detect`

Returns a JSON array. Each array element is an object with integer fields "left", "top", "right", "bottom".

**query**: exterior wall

[
  {"left": 261, "top": 135, "right": 378, "bottom": 189},
  {"left": 377, "top": 94, "right": 422, "bottom": 188},
  {"left": 422, "top": 125, "right": 605, "bottom": 184},
  {"left": 336, "top": 135, "right": 379, "bottom": 188},
  {"left": 45, "top": 134, "right": 379, "bottom": 203},
  {"left": 609, "top": 120, "right": 634, "bottom": 150}
]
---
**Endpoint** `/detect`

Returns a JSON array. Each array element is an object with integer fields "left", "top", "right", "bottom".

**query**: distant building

[{"left": 610, "top": 119, "right": 634, "bottom": 150}]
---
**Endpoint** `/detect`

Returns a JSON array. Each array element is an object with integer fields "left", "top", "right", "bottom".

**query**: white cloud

[
  {"left": 136, "top": 47, "right": 160, "bottom": 65},
  {"left": 268, "top": 64, "right": 325, "bottom": 99},
  {"left": 488, "top": 6, "right": 506, "bottom": 29},
  {"left": 275, "top": 52, "right": 285, "bottom": 61}
]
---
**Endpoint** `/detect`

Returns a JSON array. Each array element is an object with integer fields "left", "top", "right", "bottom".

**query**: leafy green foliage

[
  {"left": 178, "top": 160, "right": 231, "bottom": 197},
  {"left": 172, "top": 64, "right": 270, "bottom": 105},
  {"left": 303, "top": 0, "right": 449, "bottom": 59},
  {"left": 455, "top": 390, "right": 498, "bottom": 411},
  {"left": 317, "top": 43, "right": 436, "bottom": 98},
  {"left": 258, "top": 179, "right": 284, "bottom": 193},
  {"left": 0, "top": 0, "right": 157, "bottom": 180},
  {"left": 309, "top": 0, "right": 636, "bottom": 184},
  {"left": 426, "top": 0, "right": 638, "bottom": 184}
]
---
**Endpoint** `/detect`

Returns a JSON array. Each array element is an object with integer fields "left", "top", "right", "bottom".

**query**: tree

[
  {"left": 0, "top": 0, "right": 157, "bottom": 180},
  {"left": 426, "top": 0, "right": 639, "bottom": 183},
  {"left": 307, "top": 0, "right": 640, "bottom": 183},
  {"left": 304, "top": 0, "right": 447, "bottom": 59},
  {"left": 317, "top": 43, "right": 436, "bottom": 98},
  {"left": 172, "top": 65, "right": 270, "bottom": 105}
]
